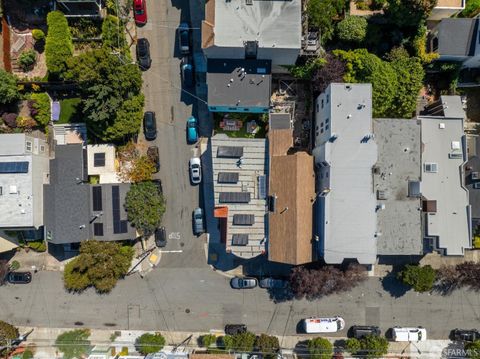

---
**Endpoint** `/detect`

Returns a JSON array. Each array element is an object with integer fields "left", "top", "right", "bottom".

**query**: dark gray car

[
  {"left": 193, "top": 207, "right": 204, "bottom": 236},
  {"left": 230, "top": 277, "right": 257, "bottom": 289},
  {"left": 259, "top": 278, "right": 288, "bottom": 289},
  {"left": 136, "top": 38, "right": 151, "bottom": 70},
  {"left": 143, "top": 111, "right": 157, "bottom": 141},
  {"left": 351, "top": 325, "right": 381, "bottom": 339}
]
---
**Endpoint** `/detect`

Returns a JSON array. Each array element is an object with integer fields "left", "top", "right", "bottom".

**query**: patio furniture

[
  {"left": 246, "top": 120, "right": 258, "bottom": 134},
  {"left": 220, "top": 118, "right": 243, "bottom": 131}
]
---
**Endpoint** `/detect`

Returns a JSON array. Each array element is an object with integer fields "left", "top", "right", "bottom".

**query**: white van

[
  {"left": 303, "top": 317, "right": 345, "bottom": 333},
  {"left": 392, "top": 327, "right": 427, "bottom": 342}
]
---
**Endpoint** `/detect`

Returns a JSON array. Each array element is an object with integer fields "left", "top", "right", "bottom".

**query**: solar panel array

[
  {"left": 218, "top": 172, "right": 239, "bottom": 184},
  {"left": 217, "top": 146, "right": 244, "bottom": 158},
  {"left": 0, "top": 161, "right": 29, "bottom": 173},
  {"left": 92, "top": 186, "right": 103, "bottom": 211},
  {"left": 219, "top": 192, "right": 251, "bottom": 203},
  {"left": 112, "top": 186, "right": 128, "bottom": 234},
  {"left": 232, "top": 234, "right": 249, "bottom": 246},
  {"left": 233, "top": 214, "right": 255, "bottom": 225}
]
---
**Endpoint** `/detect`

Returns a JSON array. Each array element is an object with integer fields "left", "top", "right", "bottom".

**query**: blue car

[
  {"left": 181, "top": 61, "right": 194, "bottom": 88},
  {"left": 187, "top": 116, "right": 198, "bottom": 143}
]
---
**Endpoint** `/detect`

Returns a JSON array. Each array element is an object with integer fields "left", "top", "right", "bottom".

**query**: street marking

[
  {"left": 159, "top": 250, "right": 183, "bottom": 253},
  {"left": 169, "top": 232, "right": 181, "bottom": 240}
]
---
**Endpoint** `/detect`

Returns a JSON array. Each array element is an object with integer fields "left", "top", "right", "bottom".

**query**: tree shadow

[
  {"left": 380, "top": 274, "right": 409, "bottom": 298},
  {"left": 266, "top": 287, "right": 294, "bottom": 303},
  {"left": 34, "top": 40, "right": 45, "bottom": 54},
  {"left": 293, "top": 339, "right": 309, "bottom": 358}
]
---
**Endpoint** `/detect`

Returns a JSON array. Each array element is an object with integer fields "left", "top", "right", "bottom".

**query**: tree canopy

[
  {"left": 398, "top": 264, "right": 436, "bottom": 292},
  {"left": 255, "top": 334, "right": 280, "bottom": 358},
  {"left": 124, "top": 181, "right": 165, "bottom": 236},
  {"left": 135, "top": 333, "right": 166, "bottom": 355},
  {"left": 102, "top": 15, "right": 128, "bottom": 53},
  {"left": 307, "top": 0, "right": 345, "bottom": 43},
  {"left": 337, "top": 16, "right": 368, "bottom": 44},
  {"left": 307, "top": 338, "right": 333, "bottom": 359},
  {"left": 63, "top": 240, "right": 134, "bottom": 293},
  {"left": 466, "top": 340, "right": 480, "bottom": 359},
  {"left": 223, "top": 332, "right": 256, "bottom": 352},
  {"left": 45, "top": 11, "right": 73, "bottom": 78},
  {"left": 0, "top": 69, "right": 20, "bottom": 106},
  {"left": 55, "top": 329, "right": 91, "bottom": 359},
  {"left": 0, "top": 320, "right": 19, "bottom": 356}
]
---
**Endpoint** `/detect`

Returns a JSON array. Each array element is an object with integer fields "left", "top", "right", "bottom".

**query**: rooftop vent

[
  {"left": 439, "top": 123, "right": 445, "bottom": 129},
  {"left": 9, "top": 185, "right": 17, "bottom": 194},
  {"left": 451, "top": 141, "right": 461, "bottom": 150}
]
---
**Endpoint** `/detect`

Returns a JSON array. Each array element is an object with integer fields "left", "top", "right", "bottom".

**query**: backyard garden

[{"left": 213, "top": 112, "right": 268, "bottom": 138}]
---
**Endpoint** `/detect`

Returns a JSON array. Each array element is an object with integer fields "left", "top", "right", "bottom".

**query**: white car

[
  {"left": 189, "top": 157, "right": 202, "bottom": 184},
  {"left": 392, "top": 327, "right": 427, "bottom": 342},
  {"left": 302, "top": 317, "right": 345, "bottom": 333}
]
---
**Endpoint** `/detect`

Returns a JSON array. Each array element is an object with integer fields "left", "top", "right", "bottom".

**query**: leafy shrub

[
  {"left": 2, "top": 113, "right": 18, "bottom": 128},
  {"left": 199, "top": 334, "right": 217, "bottom": 347},
  {"left": 461, "top": 0, "right": 480, "bottom": 17},
  {"left": 135, "top": 333, "right": 165, "bottom": 355},
  {"left": 398, "top": 264, "right": 436, "bottom": 292},
  {"left": 307, "top": 338, "right": 333, "bottom": 359},
  {"left": 102, "top": 15, "right": 127, "bottom": 52},
  {"left": 30, "top": 93, "right": 51, "bottom": 127},
  {"left": 223, "top": 331, "right": 256, "bottom": 352},
  {"left": 307, "top": 0, "right": 345, "bottom": 43},
  {"left": 32, "top": 29, "right": 45, "bottom": 41},
  {"left": 345, "top": 338, "right": 361, "bottom": 353},
  {"left": 55, "top": 329, "right": 91, "bottom": 359},
  {"left": 45, "top": 11, "right": 73, "bottom": 78},
  {"left": 26, "top": 240, "right": 47, "bottom": 252},
  {"left": 0, "top": 69, "right": 20, "bottom": 105},
  {"left": 9, "top": 260, "right": 20, "bottom": 271},
  {"left": 16, "top": 116, "right": 37, "bottom": 130},
  {"left": 22, "top": 350, "right": 33, "bottom": 359},
  {"left": 255, "top": 334, "right": 280, "bottom": 358},
  {"left": 474, "top": 236, "right": 480, "bottom": 249},
  {"left": 287, "top": 57, "right": 326, "bottom": 80},
  {"left": 465, "top": 340, "right": 480, "bottom": 359},
  {"left": 0, "top": 321, "right": 19, "bottom": 355},
  {"left": 337, "top": 16, "right": 368, "bottom": 44},
  {"left": 413, "top": 26, "right": 439, "bottom": 64},
  {"left": 18, "top": 50, "right": 37, "bottom": 71}
]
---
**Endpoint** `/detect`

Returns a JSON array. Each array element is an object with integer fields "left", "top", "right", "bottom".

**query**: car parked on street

[
  {"left": 155, "top": 226, "right": 167, "bottom": 248},
  {"left": 193, "top": 207, "right": 204, "bottom": 236},
  {"left": 302, "top": 317, "right": 345, "bottom": 333},
  {"left": 178, "top": 23, "right": 190, "bottom": 54},
  {"left": 147, "top": 146, "right": 160, "bottom": 173},
  {"left": 133, "top": 0, "right": 147, "bottom": 25},
  {"left": 259, "top": 278, "right": 288, "bottom": 289},
  {"left": 225, "top": 324, "right": 247, "bottom": 335},
  {"left": 136, "top": 38, "right": 152, "bottom": 70},
  {"left": 143, "top": 111, "right": 157, "bottom": 141},
  {"left": 451, "top": 328, "right": 480, "bottom": 342},
  {"left": 391, "top": 327, "right": 427, "bottom": 342},
  {"left": 8, "top": 271, "right": 32, "bottom": 284},
  {"left": 189, "top": 157, "right": 201, "bottom": 184},
  {"left": 181, "top": 59, "right": 194, "bottom": 87},
  {"left": 350, "top": 325, "right": 381, "bottom": 339},
  {"left": 186, "top": 116, "right": 198, "bottom": 144},
  {"left": 230, "top": 277, "right": 257, "bottom": 289}
]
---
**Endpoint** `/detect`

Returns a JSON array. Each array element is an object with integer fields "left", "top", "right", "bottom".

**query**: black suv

[
  {"left": 351, "top": 325, "right": 381, "bottom": 339},
  {"left": 136, "top": 38, "right": 152, "bottom": 70},
  {"left": 451, "top": 329, "right": 480, "bottom": 342},
  {"left": 225, "top": 324, "right": 247, "bottom": 335},
  {"left": 143, "top": 111, "right": 157, "bottom": 141},
  {"left": 155, "top": 226, "right": 167, "bottom": 248}
]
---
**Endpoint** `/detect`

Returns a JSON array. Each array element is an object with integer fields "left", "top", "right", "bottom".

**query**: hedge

[
  {"left": 30, "top": 93, "right": 51, "bottom": 127},
  {"left": 45, "top": 11, "right": 73, "bottom": 77}
]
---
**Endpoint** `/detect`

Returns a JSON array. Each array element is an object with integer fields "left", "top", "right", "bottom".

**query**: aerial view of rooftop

[{"left": 1, "top": 0, "right": 480, "bottom": 358}]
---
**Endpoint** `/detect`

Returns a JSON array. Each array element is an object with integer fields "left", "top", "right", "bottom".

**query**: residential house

[
  {"left": 44, "top": 144, "right": 136, "bottom": 253},
  {"left": 419, "top": 96, "right": 471, "bottom": 255},
  {"left": 54, "top": 0, "right": 103, "bottom": 17},
  {"left": 312, "top": 83, "right": 378, "bottom": 265},
  {"left": 465, "top": 136, "right": 480, "bottom": 233},
  {"left": 211, "top": 135, "right": 268, "bottom": 259},
  {"left": 428, "top": 0, "right": 465, "bottom": 21},
  {"left": 268, "top": 126, "right": 315, "bottom": 265}
]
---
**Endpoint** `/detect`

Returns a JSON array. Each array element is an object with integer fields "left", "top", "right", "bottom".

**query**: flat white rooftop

[{"left": 420, "top": 116, "right": 471, "bottom": 255}]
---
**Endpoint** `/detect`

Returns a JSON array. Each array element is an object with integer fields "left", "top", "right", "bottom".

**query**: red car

[{"left": 133, "top": 0, "right": 147, "bottom": 25}]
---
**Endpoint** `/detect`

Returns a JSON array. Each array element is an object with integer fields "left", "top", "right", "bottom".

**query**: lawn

[
  {"left": 58, "top": 98, "right": 83, "bottom": 124},
  {"left": 213, "top": 113, "right": 267, "bottom": 138}
]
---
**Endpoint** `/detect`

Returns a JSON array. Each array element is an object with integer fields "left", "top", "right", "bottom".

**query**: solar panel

[
  {"left": 218, "top": 172, "right": 239, "bottom": 184},
  {"left": 258, "top": 175, "right": 267, "bottom": 199},
  {"left": 112, "top": 186, "right": 121, "bottom": 234},
  {"left": 233, "top": 214, "right": 255, "bottom": 225},
  {"left": 232, "top": 234, "right": 249, "bottom": 246},
  {"left": 93, "top": 222, "right": 104, "bottom": 236},
  {"left": 0, "top": 161, "right": 29, "bottom": 173},
  {"left": 92, "top": 186, "right": 103, "bottom": 211},
  {"left": 217, "top": 146, "right": 243, "bottom": 158},
  {"left": 94, "top": 153, "right": 105, "bottom": 167},
  {"left": 219, "top": 192, "right": 250, "bottom": 203}
]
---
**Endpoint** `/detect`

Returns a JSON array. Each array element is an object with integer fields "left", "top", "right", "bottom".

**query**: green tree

[
  {"left": 199, "top": 334, "right": 217, "bottom": 347},
  {"left": 337, "top": 16, "right": 368, "bottom": 44},
  {"left": 466, "top": 340, "right": 480, "bottom": 359},
  {"left": 223, "top": 332, "right": 256, "bottom": 352},
  {"left": 255, "top": 334, "right": 280, "bottom": 358},
  {"left": 18, "top": 50, "right": 37, "bottom": 71},
  {"left": 45, "top": 11, "right": 73, "bottom": 78},
  {"left": 63, "top": 240, "right": 134, "bottom": 293},
  {"left": 102, "top": 15, "right": 128, "bottom": 53},
  {"left": 55, "top": 329, "right": 91, "bottom": 359},
  {"left": 307, "top": 0, "right": 345, "bottom": 42},
  {"left": 32, "top": 29, "right": 45, "bottom": 41},
  {"left": 124, "top": 181, "right": 165, "bottom": 236},
  {"left": 345, "top": 338, "right": 361, "bottom": 354},
  {"left": 386, "top": 0, "right": 437, "bottom": 27},
  {"left": 398, "top": 264, "right": 437, "bottom": 292},
  {"left": 0, "top": 69, "right": 20, "bottom": 105},
  {"left": 135, "top": 333, "right": 166, "bottom": 355},
  {"left": 0, "top": 320, "right": 19, "bottom": 356},
  {"left": 287, "top": 57, "right": 326, "bottom": 80},
  {"left": 307, "top": 338, "right": 333, "bottom": 359},
  {"left": 30, "top": 93, "right": 51, "bottom": 127},
  {"left": 360, "top": 335, "right": 389, "bottom": 359},
  {"left": 461, "top": 0, "right": 480, "bottom": 17}
]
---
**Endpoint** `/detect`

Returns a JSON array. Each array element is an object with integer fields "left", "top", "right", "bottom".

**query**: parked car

[
  {"left": 186, "top": 116, "right": 198, "bottom": 144},
  {"left": 391, "top": 327, "right": 427, "bottom": 342},
  {"left": 8, "top": 271, "right": 32, "bottom": 284},
  {"left": 451, "top": 328, "right": 480, "bottom": 342},
  {"left": 259, "top": 278, "right": 288, "bottom": 289},
  {"left": 302, "top": 317, "right": 345, "bottom": 333},
  {"left": 147, "top": 146, "right": 160, "bottom": 173},
  {"left": 230, "top": 277, "right": 257, "bottom": 289},
  {"left": 350, "top": 325, "right": 381, "bottom": 339},
  {"left": 225, "top": 324, "right": 247, "bottom": 335},
  {"left": 133, "top": 0, "right": 147, "bottom": 25},
  {"left": 189, "top": 157, "right": 201, "bottom": 184},
  {"left": 143, "top": 111, "right": 157, "bottom": 141},
  {"left": 193, "top": 207, "right": 204, "bottom": 236},
  {"left": 181, "top": 59, "right": 194, "bottom": 87},
  {"left": 178, "top": 23, "right": 190, "bottom": 54},
  {"left": 136, "top": 38, "right": 152, "bottom": 70},
  {"left": 155, "top": 226, "right": 167, "bottom": 248}
]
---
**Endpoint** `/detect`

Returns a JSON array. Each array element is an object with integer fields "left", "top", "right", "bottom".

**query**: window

[
  {"left": 40, "top": 145, "right": 45, "bottom": 152},
  {"left": 0, "top": 186, "right": 2, "bottom": 195},
  {"left": 326, "top": 118, "right": 329, "bottom": 124},
  {"left": 321, "top": 99, "right": 324, "bottom": 108},
  {"left": 424, "top": 163, "right": 438, "bottom": 173},
  {"left": 26, "top": 141, "right": 32, "bottom": 152},
  {"left": 326, "top": 124, "right": 329, "bottom": 130},
  {"left": 326, "top": 94, "right": 330, "bottom": 103},
  {"left": 94, "top": 153, "right": 106, "bottom": 167},
  {"left": 321, "top": 128, "right": 324, "bottom": 133},
  {"left": 321, "top": 122, "right": 324, "bottom": 128},
  {"left": 93, "top": 223, "right": 104, "bottom": 236},
  {"left": 316, "top": 103, "right": 319, "bottom": 112}
]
